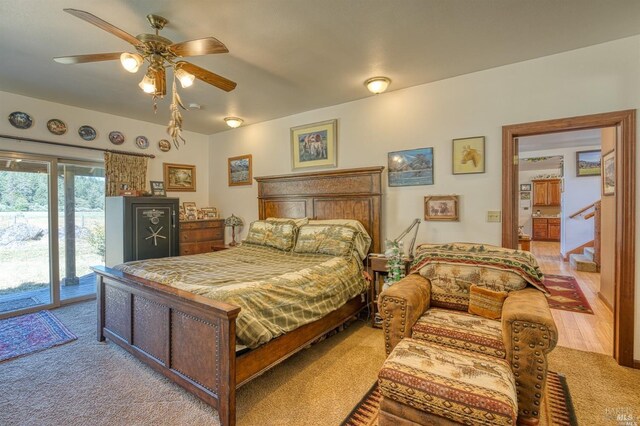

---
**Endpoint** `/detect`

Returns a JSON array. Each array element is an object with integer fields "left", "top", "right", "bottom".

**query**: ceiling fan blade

[
  {"left": 54, "top": 52, "right": 124, "bottom": 64},
  {"left": 153, "top": 67, "right": 167, "bottom": 96},
  {"left": 179, "top": 62, "right": 237, "bottom": 92},
  {"left": 168, "top": 37, "right": 229, "bottom": 57},
  {"left": 64, "top": 8, "right": 142, "bottom": 47}
]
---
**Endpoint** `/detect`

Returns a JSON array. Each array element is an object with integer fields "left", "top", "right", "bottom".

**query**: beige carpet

[{"left": 0, "top": 301, "right": 638, "bottom": 425}]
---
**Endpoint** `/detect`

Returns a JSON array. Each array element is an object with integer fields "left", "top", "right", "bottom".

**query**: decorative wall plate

[
  {"left": 109, "top": 131, "right": 125, "bottom": 145},
  {"left": 158, "top": 139, "right": 171, "bottom": 152},
  {"left": 8, "top": 111, "right": 33, "bottom": 129},
  {"left": 47, "top": 118, "right": 67, "bottom": 135},
  {"left": 135, "top": 136, "right": 149, "bottom": 149},
  {"left": 78, "top": 125, "right": 97, "bottom": 141}
]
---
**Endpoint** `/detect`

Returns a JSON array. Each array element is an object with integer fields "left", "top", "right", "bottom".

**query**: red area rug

[
  {"left": 341, "top": 371, "right": 576, "bottom": 426},
  {"left": 0, "top": 310, "right": 77, "bottom": 363},
  {"left": 544, "top": 274, "right": 594, "bottom": 314}
]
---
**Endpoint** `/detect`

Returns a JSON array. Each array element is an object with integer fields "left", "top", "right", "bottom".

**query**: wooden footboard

[
  {"left": 93, "top": 265, "right": 367, "bottom": 426},
  {"left": 94, "top": 266, "right": 240, "bottom": 426}
]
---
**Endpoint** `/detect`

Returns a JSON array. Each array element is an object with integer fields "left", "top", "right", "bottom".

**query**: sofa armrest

[
  {"left": 502, "top": 287, "right": 558, "bottom": 423},
  {"left": 378, "top": 274, "right": 431, "bottom": 355}
]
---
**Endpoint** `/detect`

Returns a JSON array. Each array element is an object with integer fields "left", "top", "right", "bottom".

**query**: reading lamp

[{"left": 393, "top": 218, "right": 421, "bottom": 260}]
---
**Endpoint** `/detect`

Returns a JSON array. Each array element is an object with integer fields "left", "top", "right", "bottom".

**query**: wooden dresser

[{"left": 179, "top": 219, "right": 225, "bottom": 255}]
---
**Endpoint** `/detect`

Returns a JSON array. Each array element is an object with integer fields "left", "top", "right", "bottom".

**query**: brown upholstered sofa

[{"left": 377, "top": 272, "right": 558, "bottom": 425}]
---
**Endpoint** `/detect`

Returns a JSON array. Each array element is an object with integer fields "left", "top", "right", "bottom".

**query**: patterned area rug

[
  {"left": 0, "top": 310, "right": 77, "bottom": 363},
  {"left": 544, "top": 274, "right": 594, "bottom": 314},
  {"left": 341, "top": 371, "right": 576, "bottom": 426},
  {"left": 0, "top": 296, "right": 40, "bottom": 314}
]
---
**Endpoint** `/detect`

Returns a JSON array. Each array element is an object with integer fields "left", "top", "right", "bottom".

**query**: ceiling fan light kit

[
  {"left": 365, "top": 76, "right": 391, "bottom": 94},
  {"left": 224, "top": 117, "right": 243, "bottom": 128},
  {"left": 54, "top": 8, "right": 238, "bottom": 148}
]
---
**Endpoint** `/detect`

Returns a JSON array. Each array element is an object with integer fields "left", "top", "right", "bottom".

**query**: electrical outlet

[{"left": 487, "top": 211, "right": 502, "bottom": 222}]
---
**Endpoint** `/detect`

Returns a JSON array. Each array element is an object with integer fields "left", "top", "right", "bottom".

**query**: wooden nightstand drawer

[{"left": 179, "top": 219, "right": 225, "bottom": 255}]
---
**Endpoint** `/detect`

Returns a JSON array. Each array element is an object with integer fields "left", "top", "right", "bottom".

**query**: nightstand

[{"left": 368, "top": 254, "right": 412, "bottom": 328}]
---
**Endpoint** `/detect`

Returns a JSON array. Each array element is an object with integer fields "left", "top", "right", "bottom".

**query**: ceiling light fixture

[
  {"left": 120, "top": 52, "right": 143, "bottom": 73},
  {"left": 175, "top": 62, "right": 195, "bottom": 88},
  {"left": 138, "top": 72, "right": 156, "bottom": 94},
  {"left": 224, "top": 117, "right": 244, "bottom": 128},
  {"left": 365, "top": 76, "right": 391, "bottom": 94}
]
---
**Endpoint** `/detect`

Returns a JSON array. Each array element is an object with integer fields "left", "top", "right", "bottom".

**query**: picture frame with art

[
  {"left": 602, "top": 150, "right": 615, "bottom": 196},
  {"left": 576, "top": 149, "right": 601, "bottom": 177},
  {"left": 228, "top": 154, "right": 252, "bottom": 186},
  {"left": 520, "top": 183, "right": 531, "bottom": 191},
  {"left": 424, "top": 195, "right": 459, "bottom": 221},
  {"left": 149, "top": 180, "right": 166, "bottom": 196},
  {"left": 163, "top": 163, "right": 196, "bottom": 192},
  {"left": 388, "top": 147, "right": 434, "bottom": 187},
  {"left": 520, "top": 191, "right": 531, "bottom": 200},
  {"left": 452, "top": 136, "right": 485, "bottom": 174},
  {"left": 183, "top": 201, "right": 198, "bottom": 221},
  {"left": 201, "top": 207, "right": 218, "bottom": 219},
  {"left": 290, "top": 119, "right": 337, "bottom": 170}
]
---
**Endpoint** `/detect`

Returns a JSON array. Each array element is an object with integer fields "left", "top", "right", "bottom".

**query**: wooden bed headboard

[{"left": 255, "top": 166, "right": 384, "bottom": 253}]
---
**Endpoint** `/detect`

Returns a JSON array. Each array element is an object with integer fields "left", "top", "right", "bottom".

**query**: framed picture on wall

[
  {"left": 576, "top": 150, "right": 601, "bottom": 177},
  {"left": 228, "top": 154, "right": 252, "bottom": 186},
  {"left": 520, "top": 184, "right": 531, "bottom": 191},
  {"left": 149, "top": 181, "right": 166, "bottom": 196},
  {"left": 388, "top": 147, "right": 434, "bottom": 186},
  {"left": 290, "top": 119, "right": 337, "bottom": 170},
  {"left": 602, "top": 150, "right": 615, "bottom": 196},
  {"left": 452, "top": 136, "right": 485, "bottom": 174},
  {"left": 163, "top": 163, "right": 196, "bottom": 192},
  {"left": 424, "top": 195, "right": 459, "bottom": 221}
]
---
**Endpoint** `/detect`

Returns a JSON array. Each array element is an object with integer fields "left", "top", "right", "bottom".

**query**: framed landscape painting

[
  {"left": 576, "top": 150, "right": 601, "bottom": 177},
  {"left": 228, "top": 154, "right": 252, "bottom": 186},
  {"left": 388, "top": 147, "right": 434, "bottom": 187},
  {"left": 452, "top": 136, "right": 485, "bottom": 174},
  {"left": 163, "top": 163, "right": 196, "bottom": 192},
  {"left": 290, "top": 119, "right": 337, "bottom": 170},
  {"left": 602, "top": 150, "right": 615, "bottom": 196}
]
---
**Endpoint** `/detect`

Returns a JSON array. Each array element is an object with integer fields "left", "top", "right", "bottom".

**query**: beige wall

[
  {"left": 0, "top": 90, "right": 211, "bottom": 206},
  {"left": 210, "top": 36, "right": 640, "bottom": 359},
  {"left": 599, "top": 127, "right": 616, "bottom": 307}
]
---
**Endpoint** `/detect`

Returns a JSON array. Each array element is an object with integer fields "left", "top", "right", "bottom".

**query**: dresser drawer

[
  {"left": 180, "top": 219, "right": 223, "bottom": 230},
  {"left": 180, "top": 227, "right": 223, "bottom": 243}
]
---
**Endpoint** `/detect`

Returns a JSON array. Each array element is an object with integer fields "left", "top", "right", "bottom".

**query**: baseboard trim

[
  {"left": 597, "top": 292, "right": 613, "bottom": 312},
  {"left": 634, "top": 360, "right": 640, "bottom": 370}
]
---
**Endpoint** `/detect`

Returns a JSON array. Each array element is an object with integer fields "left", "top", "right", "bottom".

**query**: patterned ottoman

[{"left": 378, "top": 338, "right": 518, "bottom": 426}]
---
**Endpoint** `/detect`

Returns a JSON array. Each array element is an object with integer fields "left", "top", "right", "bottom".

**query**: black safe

[{"left": 105, "top": 196, "right": 180, "bottom": 267}]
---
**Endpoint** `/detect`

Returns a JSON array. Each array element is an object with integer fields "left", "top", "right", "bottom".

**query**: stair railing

[{"left": 568, "top": 201, "right": 597, "bottom": 219}]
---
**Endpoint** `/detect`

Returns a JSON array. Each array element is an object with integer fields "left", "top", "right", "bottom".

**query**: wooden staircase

[{"left": 567, "top": 201, "right": 600, "bottom": 272}]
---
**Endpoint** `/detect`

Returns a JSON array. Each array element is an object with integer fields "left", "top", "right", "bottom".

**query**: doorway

[{"left": 501, "top": 110, "right": 636, "bottom": 368}]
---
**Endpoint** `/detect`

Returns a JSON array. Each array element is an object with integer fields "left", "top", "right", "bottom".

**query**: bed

[{"left": 92, "top": 166, "right": 383, "bottom": 426}]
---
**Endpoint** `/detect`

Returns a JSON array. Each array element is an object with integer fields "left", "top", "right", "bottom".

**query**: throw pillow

[{"left": 468, "top": 284, "right": 508, "bottom": 320}]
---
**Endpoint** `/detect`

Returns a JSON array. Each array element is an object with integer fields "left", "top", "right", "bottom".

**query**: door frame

[{"left": 501, "top": 110, "right": 636, "bottom": 368}]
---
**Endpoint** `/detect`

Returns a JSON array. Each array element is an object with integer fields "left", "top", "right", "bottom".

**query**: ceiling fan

[{"left": 54, "top": 9, "right": 238, "bottom": 146}]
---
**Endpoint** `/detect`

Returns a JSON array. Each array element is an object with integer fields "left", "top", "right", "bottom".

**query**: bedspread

[{"left": 115, "top": 244, "right": 368, "bottom": 348}]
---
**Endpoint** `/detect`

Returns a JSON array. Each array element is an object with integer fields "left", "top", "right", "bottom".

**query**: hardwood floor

[{"left": 531, "top": 241, "right": 613, "bottom": 356}]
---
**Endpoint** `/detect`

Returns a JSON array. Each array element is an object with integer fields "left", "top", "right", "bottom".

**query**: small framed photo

[
  {"left": 291, "top": 119, "right": 337, "bottom": 170},
  {"left": 602, "top": 150, "right": 615, "bottom": 196},
  {"left": 388, "top": 147, "right": 434, "bottom": 186},
  {"left": 163, "top": 163, "right": 196, "bottom": 191},
  {"left": 452, "top": 136, "right": 485, "bottom": 174},
  {"left": 424, "top": 195, "right": 459, "bottom": 221},
  {"left": 201, "top": 207, "right": 218, "bottom": 218},
  {"left": 520, "top": 184, "right": 531, "bottom": 191},
  {"left": 178, "top": 205, "right": 185, "bottom": 221},
  {"left": 228, "top": 154, "right": 252, "bottom": 186},
  {"left": 576, "top": 150, "right": 601, "bottom": 177},
  {"left": 520, "top": 191, "right": 531, "bottom": 200},
  {"left": 149, "top": 180, "right": 166, "bottom": 196}
]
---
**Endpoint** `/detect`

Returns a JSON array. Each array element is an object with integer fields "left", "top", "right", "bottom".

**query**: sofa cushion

[
  {"left": 378, "top": 338, "right": 518, "bottom": 426},
  {"left": 411, "top": 308, "right": 506, "bottom": 359}
]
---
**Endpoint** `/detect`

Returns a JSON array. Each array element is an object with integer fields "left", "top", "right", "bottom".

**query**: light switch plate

[{"left": 487, "top": 211, "right": 502, "bottom": 222}]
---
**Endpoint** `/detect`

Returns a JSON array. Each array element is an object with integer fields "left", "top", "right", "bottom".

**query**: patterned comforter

[{"left": 115, "top": 244, "right": 368, "bottom": 348}]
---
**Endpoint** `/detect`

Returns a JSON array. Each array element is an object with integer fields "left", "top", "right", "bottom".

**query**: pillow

[
  {"left": 267, "top": 217, "right": 309, "bottom": 227},
  {"left": 293, "top": 224, "right": 357, "bottom": 257},
  {"left": 308, "top": 219, "right": 371, "bottom": 260},
  {"left": 468, "top": 284, "right": 508, "bottom": 320},
  {"left": 243, "top": 220, "right": 298, "bottom": 251}
]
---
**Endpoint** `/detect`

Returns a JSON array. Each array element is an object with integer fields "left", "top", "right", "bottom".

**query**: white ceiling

[{"left": 1, "top": 1, "right": 640, "bottom": 134}]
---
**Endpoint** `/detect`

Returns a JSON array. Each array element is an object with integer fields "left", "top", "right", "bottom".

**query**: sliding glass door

[
  {"left": 0, "top": 156, "right": 53, "bottom": 314},
  {"left": 0, "top": 152, "right": 104, "bottom": 317}
]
